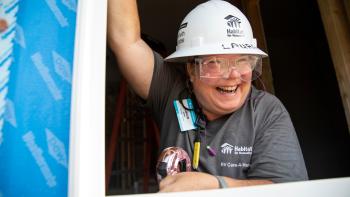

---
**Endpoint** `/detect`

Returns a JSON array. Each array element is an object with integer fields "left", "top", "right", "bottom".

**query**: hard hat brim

[{"left": 165, "top": 45, "right": 268, "bottom": 62}]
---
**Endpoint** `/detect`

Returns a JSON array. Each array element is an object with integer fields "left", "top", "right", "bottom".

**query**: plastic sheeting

[{"left": 0, "top": 0, "right": 77, "bottom": 196}]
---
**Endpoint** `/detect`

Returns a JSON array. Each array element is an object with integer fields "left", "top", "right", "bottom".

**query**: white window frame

[{"left": 68, "top": 0, "right": 107, "bottom": 196}]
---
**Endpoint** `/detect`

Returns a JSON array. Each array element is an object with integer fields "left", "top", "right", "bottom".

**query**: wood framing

[
  {"left": 344, "top": 0, "right": 350, "bottom": 23},
  {"left": 240, "top": 0, "right": 275, "bottom": 94},
  {"left": 317, "top": 0, "right": 350, "bottom": 132}
]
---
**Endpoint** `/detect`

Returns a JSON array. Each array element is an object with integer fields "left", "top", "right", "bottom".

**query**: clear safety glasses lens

[{"left": 194, "top": 55, "right": 262, "bottom": 84}]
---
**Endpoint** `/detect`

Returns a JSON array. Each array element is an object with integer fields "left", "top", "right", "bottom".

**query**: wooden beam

[
  {"left": 344, "top": 0, "right": 350, "bottom": 24},
  {"left": 241, "top": 0, "right": 275, "bottom": 94},
  {"left": 317, "top": 0, "right": 350, "bottom": 132}
]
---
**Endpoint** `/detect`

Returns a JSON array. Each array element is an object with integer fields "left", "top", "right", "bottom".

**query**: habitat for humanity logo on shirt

[{"left": 220, "top": 143, "right": 252, "bottom": 155}]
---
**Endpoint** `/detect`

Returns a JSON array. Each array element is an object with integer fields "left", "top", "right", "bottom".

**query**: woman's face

[{"left": 188, "top": 54, "right": 252, "bottom": 121}]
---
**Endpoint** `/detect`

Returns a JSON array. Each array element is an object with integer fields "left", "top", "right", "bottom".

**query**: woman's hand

[{"left": 159, "top": 171, "right": 219, "bottom": 192}]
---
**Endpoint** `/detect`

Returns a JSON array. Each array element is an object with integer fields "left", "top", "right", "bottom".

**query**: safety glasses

[{"left": 194, "top": 55, "right": 262, "bottom": 84}]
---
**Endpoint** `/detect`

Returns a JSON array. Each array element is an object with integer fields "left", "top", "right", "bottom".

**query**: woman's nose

[{"left": 227, "top": 67, "right": 241, "bottom": 79}]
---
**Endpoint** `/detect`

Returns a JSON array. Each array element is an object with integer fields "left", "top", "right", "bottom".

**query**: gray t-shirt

[{"left": 146, "top": 52, "right": 308, "bottom": 183}]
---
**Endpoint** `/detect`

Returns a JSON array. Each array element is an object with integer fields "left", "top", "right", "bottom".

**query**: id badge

[{"left": 173, "top": 99, "right": 197, "bottom": 132}]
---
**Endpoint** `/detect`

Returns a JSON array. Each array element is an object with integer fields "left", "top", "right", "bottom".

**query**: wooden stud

[{"left": 317, "top": 0, "right": 350, "bottom": 132}]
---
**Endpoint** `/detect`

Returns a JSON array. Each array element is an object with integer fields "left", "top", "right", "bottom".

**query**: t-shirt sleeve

[
  {"left": 247, "top": 95, "right": 308, "bottom": 183},
  {"left": 145, "top": 51, "right": 182, "bottom": 125}
]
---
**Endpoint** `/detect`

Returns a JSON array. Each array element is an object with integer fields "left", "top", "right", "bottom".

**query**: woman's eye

[
  {"left": 206, "top": 60, "right": 217, "bottom": 65},
  {"left": 236, "top": 58, "right": 250, "bottom": 65},
  {"left": 216, "top": 60, "right": 224, "bottom": 64}
]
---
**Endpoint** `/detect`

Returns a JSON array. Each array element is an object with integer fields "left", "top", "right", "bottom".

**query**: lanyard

[{"left": 192, "top": 114, "right": 206, "bottom": 170}]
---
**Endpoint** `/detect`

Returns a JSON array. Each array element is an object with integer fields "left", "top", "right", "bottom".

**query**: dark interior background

[{"left": 260, "top": 0, "right": 350, "bottom": 179}]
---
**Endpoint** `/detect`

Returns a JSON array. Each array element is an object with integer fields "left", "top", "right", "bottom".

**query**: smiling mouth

[{"left": 216, "top": 86, "right": 239, "bottom": 94}]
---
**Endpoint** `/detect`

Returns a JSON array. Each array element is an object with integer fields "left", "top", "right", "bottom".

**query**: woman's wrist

[{"left": 215, "top": 176, "right": 228, "bottom": 188}]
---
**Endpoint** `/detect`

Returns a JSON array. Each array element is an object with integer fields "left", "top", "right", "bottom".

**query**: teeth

[
  {"left": 216, "top": 86, "right": 238, "bottom": 93},
  {"left": 219, "top": 86, "right": 237, "bottom": 91}
]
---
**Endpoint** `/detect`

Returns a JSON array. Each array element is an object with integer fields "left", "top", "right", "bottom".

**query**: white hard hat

[{"left": 165, "top": 0, "right": 268, "bottom": 62}]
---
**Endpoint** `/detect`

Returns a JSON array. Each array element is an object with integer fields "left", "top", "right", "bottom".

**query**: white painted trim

[
  {"left": 108, "top": 177, "right": 350, "bottom": 197},
  {"left": 68, "top": 0, "right": 107, "bottom": 196}
]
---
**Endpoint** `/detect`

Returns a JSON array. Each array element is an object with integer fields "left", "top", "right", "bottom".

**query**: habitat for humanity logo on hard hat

[
  {"left": 177, "top": 22, "right": 187, "bottom": 45},
  {"left": 224, "top": 15, "right": 244, "bottom": 37}
]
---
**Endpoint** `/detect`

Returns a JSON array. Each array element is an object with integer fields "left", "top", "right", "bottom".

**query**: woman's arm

[
  {"left": 159, "top": 172, "right": 273, "bottom": 192},
  {"left": 107, "top": 0, "right": 154, "bottom": 99}
]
